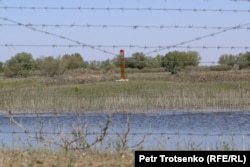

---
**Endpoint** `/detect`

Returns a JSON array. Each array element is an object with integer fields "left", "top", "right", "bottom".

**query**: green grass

[{"left": 1, "top": 72, "right": 250, "bottom": 112}]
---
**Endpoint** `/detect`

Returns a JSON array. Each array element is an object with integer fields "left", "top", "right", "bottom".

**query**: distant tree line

[
  {"left": 112, "top": 51, "right": 201, "bottom": 74},
  {"left": 0, "top": 51, "right": 249, "bottom": 77},
  {"left": 2, "top": 53, "right": 88, "bottom": 77},
  {"left": 218, "top": 52, "right": 250, "bottom": 70}
]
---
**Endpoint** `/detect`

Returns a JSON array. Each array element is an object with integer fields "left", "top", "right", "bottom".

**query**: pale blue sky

[{"left": 0, "top": 0, "right": 249, "bottom": 64}]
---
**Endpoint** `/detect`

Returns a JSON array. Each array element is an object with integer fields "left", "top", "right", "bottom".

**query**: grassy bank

[
  {"left": 0, "top": 70, "right": 250, "bottom": 112},
  {"left": 0, "top": 150, "right": 134, "bottom": 167}
]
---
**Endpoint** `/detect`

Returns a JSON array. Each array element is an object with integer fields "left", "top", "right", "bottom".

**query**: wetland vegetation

[{"left": 1, "top": 69, "right": 250, "bottom": 113}]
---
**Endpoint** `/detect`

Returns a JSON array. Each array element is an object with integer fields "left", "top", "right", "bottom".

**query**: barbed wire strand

[
  {"left": 0, "top": 44, "right": 249, "bottom": 50},
  {"left": 145, "top": 22, "right": 250, "bottom": 55},
  {"left": 1, "top": 23, "right": 250, "bottom": 30},
  {"left": 0, "top": 6, "right": 250, "bottom": 13},
  {"left": 0, "top": 17, "right": 117, "bottom": 56},
  {"left": 0, "top": 131, "right": 249, "bottom": 136}
]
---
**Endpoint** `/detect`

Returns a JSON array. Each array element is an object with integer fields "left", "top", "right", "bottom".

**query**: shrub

[
  {"left": 86, "top": 61, "right": 101, "bottom": 70},
  {"left": 62, "top": 53, "right": 87, "bottom": 70},
  {"left": 4, "top": 52, "right": 35, "bottom": 77},
  {"left": 163, "top": 51, "right": 201, "bottom": 74},
  {"left": 100, "top": 59, "right": 116, "bottom": 71},
  {"left": 0, "top": 62, "right": 3, "bottom": 73},
  {"left": 218, "top": 54, "right": 237, "bottom": 67},
  {"left": 125, "top": 52, "right": 147, "bottom": 69},
  {"left": 237, "top": 52, "right": 250, "bottom": 70},
  {"left": 111, "top": 53, "right": 162, "bottom": 69},
  {"left": 218, "top": 52, "right": 250, "bottom": 70},
  {"left": 36, "top": 56, "right": 67, "bottom": 77}
]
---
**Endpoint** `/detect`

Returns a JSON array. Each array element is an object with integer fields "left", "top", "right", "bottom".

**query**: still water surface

[{"left": 0, "top": 111, "right": 250, "bottom": 150}]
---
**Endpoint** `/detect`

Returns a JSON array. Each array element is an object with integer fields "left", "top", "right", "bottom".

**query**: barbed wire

[
  {"left": 1, "top": 16, "right": 249, "bottom": 56},
  {"left": 0, "top": 44, "right": 249, "bottom": 50},
  {"left": 145, "top": 22, "right": 250, "bottom": 55},
  {"left": 1, "top": 5, "right": 249, "bottom": 59},
  {"left": 0, "top": 17, "right": 117, "bottom": 56},
  {"left": 1, "top": 23, "right": 250, "bottom": 30},
  {"left": 0, "top": 6, "right": 249, "bottom": 13},
  {"left": 1, "top": 0, "right": 248, "bottom": 4},
  {"left": 0, "top": 130, "right": 249, "bottom": 136}
]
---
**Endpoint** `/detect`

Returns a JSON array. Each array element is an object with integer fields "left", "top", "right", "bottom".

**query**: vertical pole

[{"left": 120, "top": 49, "right": 126, "bottom": 80}]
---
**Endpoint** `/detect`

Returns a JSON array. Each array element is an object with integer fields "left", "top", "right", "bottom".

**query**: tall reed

[{"left": 1, "top": 78, "right": 250, "bottom": 112}]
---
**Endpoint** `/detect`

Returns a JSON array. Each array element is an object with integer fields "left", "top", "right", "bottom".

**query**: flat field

[{"left": 0, "top": 70, "right": 250, "bottom": 112}]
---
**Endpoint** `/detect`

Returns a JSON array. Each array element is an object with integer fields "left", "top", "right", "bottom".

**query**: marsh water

[{"left": 0, "top": 111, "right": 250, "bottom": 150}]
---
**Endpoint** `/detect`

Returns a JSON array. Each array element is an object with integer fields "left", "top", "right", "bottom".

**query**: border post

[{"left": 120, "top": 49, "right": 126, "bottom": 80}]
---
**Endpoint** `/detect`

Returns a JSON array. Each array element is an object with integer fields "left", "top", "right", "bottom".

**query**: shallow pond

[{"left": 0, "top": 110, "right": 250, "bottom": 150}]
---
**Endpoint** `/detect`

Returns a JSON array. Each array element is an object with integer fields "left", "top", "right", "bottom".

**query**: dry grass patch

[{"left": 0, "top": 150, "right": 134, "bottom": 167}]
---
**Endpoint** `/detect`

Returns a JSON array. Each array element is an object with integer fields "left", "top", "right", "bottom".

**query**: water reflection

[{"left": 0, "top": 111, "right": 250, "bottom": 150}]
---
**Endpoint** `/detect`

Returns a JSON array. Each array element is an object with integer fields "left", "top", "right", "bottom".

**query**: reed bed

[{"left": 0, "top": 73, "right": 250, "bottom": 112}]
